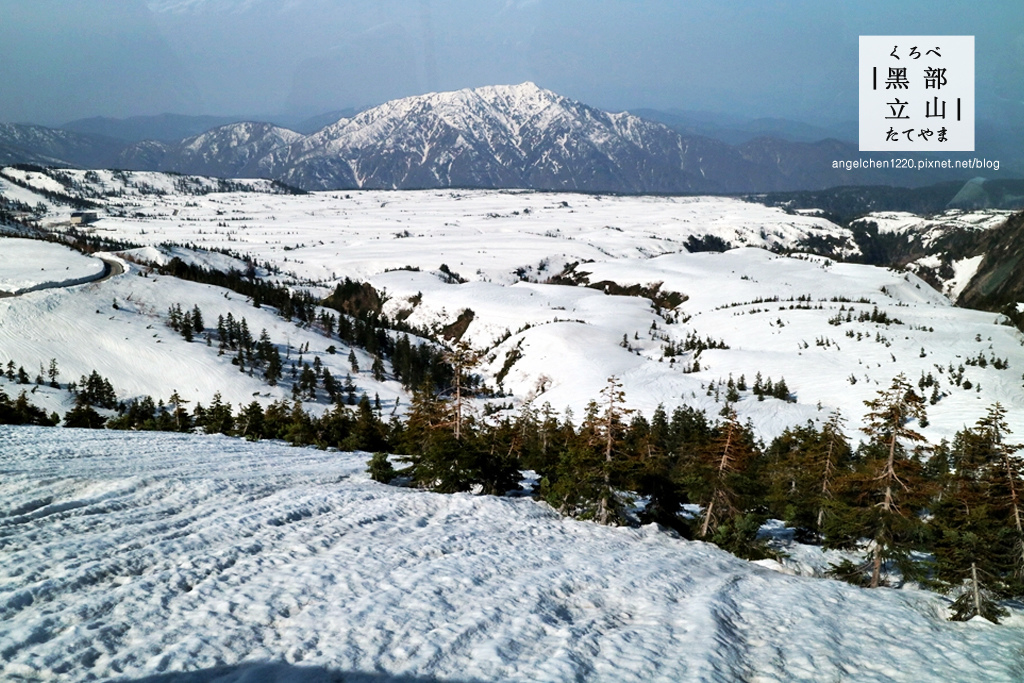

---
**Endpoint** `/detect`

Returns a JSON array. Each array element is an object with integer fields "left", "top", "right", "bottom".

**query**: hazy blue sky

[{"left": 1, "top": 0, "right": 1021, "bottom": 127}]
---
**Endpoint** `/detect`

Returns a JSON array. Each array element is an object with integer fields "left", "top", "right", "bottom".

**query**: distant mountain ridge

[
  {"left": 1, "top": 83, "right": 1017, "bottom": 193},
  {"left": 0, "top": 123, "right": 123, "bottom": 168}
]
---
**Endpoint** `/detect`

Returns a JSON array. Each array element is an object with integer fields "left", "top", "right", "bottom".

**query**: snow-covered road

[
  {"left": 0, "top": 238, "right": 109, "bottom": 297},
  {"left": 1, "top": 426, "right": 1021, "bottom": 682}
]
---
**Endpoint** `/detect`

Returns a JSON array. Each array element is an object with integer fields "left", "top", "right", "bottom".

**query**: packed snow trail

[{"left": 1, "top": 426, "right": 1022, "bottom": 682}]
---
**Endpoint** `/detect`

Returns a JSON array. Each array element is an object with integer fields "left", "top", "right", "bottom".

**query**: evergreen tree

[
  {"left": 826, "top": 374, "right": 929, "bottom": 587},
  {"left": 181, "top": 312, "right": 194, "bottom": 342},
  {"left": 543, "top": 378, "right": 633, "bottom": 524},
  {"left": 0, "top": 388, "right": 58, "bottom": 425},
  {"left": 191, "top": 305, "right": 204, "bottom": 333},
  {"left": 816, "top": 411, "right": 849, "bottom": 531},
  {"left": 199, "top": 392, "right": 234, "bottom": 435},
  {"left": 932, "top": 407, "right": 1017, "bottom": 621},
  {"left": 472, "top": 414, "right": 525, "bottom": 496},
  {"left": 400, "top": 385, "right": 473, "bottom": 492},
  {"left": 594, "top": 376, "right": 633, "bottom": 524},
  {"left": 264, "top": 344, "right": 283, "bottom": 386},
  {"left": 167, "top": 390, "right": 192, "bottom": 431},
  {"left": 346, "top": 394, "right": 388, "bottom": 452},
  {"left": 443, "top": 341, "right": 481, "bottom": 443},
  {"left": 368, "top": 452, "right": 396, "bottom": 483},
  {"left": 630, "top": 405, "right": 689, "bottom": 533},
  {"left": 64, "top": 403, "right": 106, "bottom": 429},
  {"left": 371, "top": 354, "right": 386, "bottom": 381},
  {"left": 980, "top": 403, "right": 1024, "bottom": 585},
  {"left": 236, "top": 401, "right": 265, "bottom": 440},
  {"left": 691, "top": 408, "right": 758, "bottom": 540},
  {"left": 948, "top": 563, "right": 1008, "bottom": 622}
]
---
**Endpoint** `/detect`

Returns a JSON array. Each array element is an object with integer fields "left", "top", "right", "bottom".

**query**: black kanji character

[{"left": 886, "top": 67, "right": 910, "bottom": 89}]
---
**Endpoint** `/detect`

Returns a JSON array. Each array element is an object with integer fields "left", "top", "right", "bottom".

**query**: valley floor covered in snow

[{"left": 2, "top": 426, "right": 1022, "bottom": 682}]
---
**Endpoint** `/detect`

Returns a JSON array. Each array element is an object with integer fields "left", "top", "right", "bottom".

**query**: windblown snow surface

[{"left": 2, "top": 426, "right": 1022, "bottom": 683}]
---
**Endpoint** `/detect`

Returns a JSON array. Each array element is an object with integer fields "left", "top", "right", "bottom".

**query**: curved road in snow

[{"left": 0, "top": 255, "right": 123, "bottom": 298}]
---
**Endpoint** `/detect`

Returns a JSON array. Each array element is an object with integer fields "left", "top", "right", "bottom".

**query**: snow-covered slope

[
  {"left": 0, "top": 238, "right": 105, "bottom": 294},
  {"left": 0, "top": 123, "right": 121, "bottom": 168},
  {"left": 850, "top": 208, "right": 1016, "bottom": 300},
  {"left": 855, "top": 210, "right": 1011, "bottom": 242},
  {"left": 46, "top": 83, "right": 876, "bottom": 194},
  {"left": 136, "top": 121, "right": 305, "bottom": 179},
  {"left": 3, "top": 179, "right": 1023, "bottom": 441},
  {"left": 2, "top": 425, "right": 1019, "bottom": 682},
  {"left": 375, "top": 247, "right": 1024, "bottom": 443},
  {"left": 0, "top": 245, "right": 403, "bottom": 417}
]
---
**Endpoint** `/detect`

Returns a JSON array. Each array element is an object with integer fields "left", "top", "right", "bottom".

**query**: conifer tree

[
  {"left": 932, "top": 406, "right": 1016, "bottom": 621},
  {"left": 827, "top": 374, "right": 929, "bottom": 587},
  {"left": 542, "top": 377, "right": 632, "bottom": 524},
  {"left": 348, "top": 394, "right": 388, "bottom": 452},
  {"left": 812, "top": 411, "right": 850, "bottom": 532},
  {"left": 630, "top": 405, "right": 688, "bottom": 533},
  {"left": 400, "top": 384, "right": 473, "bottom": 492},
  {"left": 692, "top": 408, "right": 757, "bottom": 540},
  {"left": 167, "top": 390, "right": 191, "bottom": 432},
  {"left": 980, "top": 403, "right": 1024, "bottom": 584},
  {"left": 443, "top": 341, "right": 481, "bottom": 443},
  {"left": 236, "top": 401, "right": 265, "bottom": 440},
  {"left": 191, "top": 305, "right": 204, "bottom": 333},
  {"left": 594, "top": 376, "right": 633, "bottom": 524},
  {"left": 200, "top": 392, "right": 234, "bottom": 435},
  {"left": 371, "top": 354, "right": 386, "bottom": 381}
]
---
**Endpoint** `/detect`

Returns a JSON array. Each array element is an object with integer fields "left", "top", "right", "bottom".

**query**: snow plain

[
  {"left": 2, "top": 425, "right": 1021, "bottom": 683},
  {"left": 1, "top": 170, "right": 1022, "bottom": 442},
  {"left": 32, "top": 170, "right": 858, "bottom": 285}
]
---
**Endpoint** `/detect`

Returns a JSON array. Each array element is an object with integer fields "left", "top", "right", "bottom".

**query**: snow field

[
  {"left": 372, "top": 247, "right": 1024, "bottom": 443},
  {"left": 856, "top": 209, "right": 1012, "bottom": 242},
  {"left": 3, "top": 173, "right": 1023, "bottom": 441},
  {"left": 34, "top": 181, "right": 856, "bottom": 286},
  {"left": 0, "top": 238, "right": 105, "bottom": 295},
  {"left": 1, "top": 426, "right": 1021, "bottom": 682}
]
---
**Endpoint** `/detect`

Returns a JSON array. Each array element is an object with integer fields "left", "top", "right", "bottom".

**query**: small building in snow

[{"left": 70, "top": 211, "right": 99, "bottom": 225}]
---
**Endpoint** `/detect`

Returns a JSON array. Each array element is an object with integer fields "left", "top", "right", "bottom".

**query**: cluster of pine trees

[
  {"left": 0, "top": 386, "right": 57, "bottom": 426},
  {"left": 4, "top": 339, "right": 1022, "bottom": 621},
  {"left": 374, "top": 371, "right": 1024, "bottom": 622}
]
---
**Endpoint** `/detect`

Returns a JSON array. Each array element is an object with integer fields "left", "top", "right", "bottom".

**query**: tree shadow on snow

[{"left": 114, "top": 662, "right": 486, "bottom": 683}]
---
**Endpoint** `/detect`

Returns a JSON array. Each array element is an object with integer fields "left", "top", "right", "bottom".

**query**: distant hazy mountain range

[{"left": 3, "top": 83, "right": 1020, "bottom": 194}]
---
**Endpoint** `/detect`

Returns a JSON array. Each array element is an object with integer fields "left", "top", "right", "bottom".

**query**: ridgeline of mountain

[
  {"left": 633, "top": 108, "right": 858, "bottom": 146},
  {"left": 0, "top": 84, "right": 1019, "bottom": 194},
  {"left": 60, "top": 114, "right": 246, "bottom": 144},
  {"left": 256, "top": 83, "right": 721, "bottom": 192},
  {"left": 0, "top": 123, "right": 123, "bottom": 169},
  {"left": 118, "top": 122, "right": 305, "bottom": 179}
]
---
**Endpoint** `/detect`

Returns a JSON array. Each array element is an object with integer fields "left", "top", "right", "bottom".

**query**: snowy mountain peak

[
  {"left": 9, "top": 84, "right": 896, "bottom": 194},
  {"left": 257, "top": 82, "right": 696, "bottom": 192}
]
